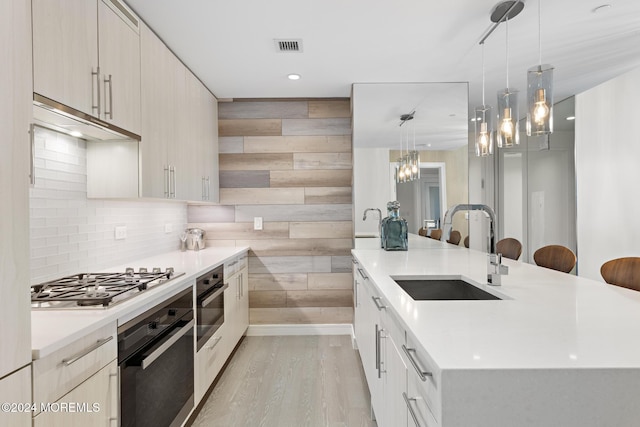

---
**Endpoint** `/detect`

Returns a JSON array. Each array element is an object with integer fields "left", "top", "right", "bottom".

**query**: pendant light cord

[
  {"left": 481, "top": 42, "right": 486, "bottom": 105},
  {"left": 505, "top": 16, "right": 509, "bottom": 88},
  {"left": 538, "top": 0, "right": 542, "bottom": 65}
]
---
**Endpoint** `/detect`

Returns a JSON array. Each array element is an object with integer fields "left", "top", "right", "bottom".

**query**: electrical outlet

[
  {"left": 165, "top": 223, "right": 173, "bottom": 233},
  {"left": 254, "top": 217, "right": 263, "bottom": 230},
  {"left": 115, "top": 225, "right": 127, "bottom": 240}
]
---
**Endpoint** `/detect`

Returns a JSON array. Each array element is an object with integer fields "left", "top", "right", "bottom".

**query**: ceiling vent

[{"left": 274, "top": 39, "right": 303, "bottom": 53}]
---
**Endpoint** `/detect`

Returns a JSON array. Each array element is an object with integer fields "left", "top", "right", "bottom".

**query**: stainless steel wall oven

[
  {"left": 195, "top": 265, "right": 226, "bottom": 351},
  {"left": 118, "top": 287, "right": 194, "bottom": 427}
]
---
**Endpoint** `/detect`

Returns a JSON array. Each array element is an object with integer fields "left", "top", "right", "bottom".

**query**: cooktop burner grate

[{"left": 31, "top": 270, "right": 180, "bottom": 308}]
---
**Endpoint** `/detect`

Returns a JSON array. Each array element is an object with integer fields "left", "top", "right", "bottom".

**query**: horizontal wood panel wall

[{"left": 188, "top": 99, "right": 353, "bottom": 325}]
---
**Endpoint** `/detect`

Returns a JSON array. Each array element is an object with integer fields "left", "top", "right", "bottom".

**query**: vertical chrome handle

[
  {"left": 403, "top": 392, "right": 424, "bottom": 427},
  {"left": 164, "top": 166, "right": 169, "bottom": 198},
  {"left": 170, "top": 166, "right": 176, "bottom": 198},
  {"left": 375, "top": 324, "right": 380, "bottom": 376},
  {"left": 104, "top": 74, "right": 113, "bottom": 119},
  {"left": 402, "top": 345, "right": 433, "bottom": 381},
  {"left": 240, "top": 272, "right": 243, "bottom": 298},
  {"left": 108, "top": 368, "right": 118, "bottom": 425},
  {"left": 29, "top": 123, "right": 35, "bottom": 185},
  {"left": 206, "top": 176, "right": 210, "bottom": 201},
  {"left": 377, "top": 327, "right": 385, "bottom": 378},
  {"left": 357, "top": 268, "right": 368, "bottom": 280},
  {"left": 354, "top": 279, "right": 359, "bottom": 307},
  {"left": 201, "top": 177, "right": 205, "bottom": 200},
  {"left": 92, "top": 67, "right": 101, "bottom": 116}
]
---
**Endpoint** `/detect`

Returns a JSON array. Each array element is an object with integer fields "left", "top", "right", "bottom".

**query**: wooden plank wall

[{"left": 188, "top": 99, "right": 353, "bottom": 324}]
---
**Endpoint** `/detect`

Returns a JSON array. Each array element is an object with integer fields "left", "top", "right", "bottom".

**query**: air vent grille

[{"left": 275, "top": 39, "right": 303, "bottom": 53}]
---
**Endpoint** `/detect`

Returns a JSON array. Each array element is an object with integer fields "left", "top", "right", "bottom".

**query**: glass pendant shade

[
  {"left": 474, "top": 105, "right": 494, "bottom": 157},
  {"left": 497, "top": 89, "right": 519, "bottom": 147},
  {"left": 526, "top": 64, "right": 554, "bottom": 136}
]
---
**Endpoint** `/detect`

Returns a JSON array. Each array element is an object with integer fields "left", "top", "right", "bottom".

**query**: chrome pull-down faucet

[
  {"left": 487, "top": 253, "right": 509, "bottom": 286},
  {"left": 442, "top": 204, "right": 507, "bottom": 286},
  {"left": 363, "top": 208, "right": 382, "bottom": 236}
]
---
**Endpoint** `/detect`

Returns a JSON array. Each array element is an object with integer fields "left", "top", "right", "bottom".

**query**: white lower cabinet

[
  {"left": 195, "top": 325, "right": 226, "bottom": 404},
  {"left": 194, "top": 253, "right": 250, "bottom": 406},
  {"left": 33, "top": 360, "right": 118, "bottom": 427},
  {"left": 31, "top": 323, "right": 117, "bottom": 426},
  {"left": 0, "top": 366, "right": 31, "bottom": 427},
  {"left": 353, "top": 259, "right": 440, "bottom": 427}
]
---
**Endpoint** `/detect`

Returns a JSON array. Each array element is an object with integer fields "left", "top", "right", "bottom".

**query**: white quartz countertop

[
  {"left": 31, "top": 247, "right": 248, "bottom": 360},
  {"left": 352, "top": 236, "right": 640, "bottom": 370}
]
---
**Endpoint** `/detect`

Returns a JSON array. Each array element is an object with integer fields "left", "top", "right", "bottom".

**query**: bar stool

[
  {"left": 496, "top": 238, "right": 522, "bottom": 260},
  {"left": 418, "top": 228, "right": 428, "bottom": 237},
  {"left": 463, "top": 236, "right": 469, "bottom": 248},
  {"left": 600, "top": 257, "right": 640, "bottom": 292},
  {"left": 429, "top": 229, "right": 442, "bottom": 240},
  {"left": 447, "top": 230, "right": 461, "bottom": 245},
  {"left": 533, "top": 245, "right": 576, "bottom": 273}
]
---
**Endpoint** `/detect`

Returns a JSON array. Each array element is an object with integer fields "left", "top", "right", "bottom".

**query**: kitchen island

[{"left": 352, "top": 235, "right": 640, "bottom": 426}]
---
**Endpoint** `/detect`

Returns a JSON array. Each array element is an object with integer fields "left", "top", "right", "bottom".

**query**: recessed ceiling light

[
  {"left": 69, "top": 130, "right": 83, "bottom": 138},
  {"left": 566, "top": 116, "right": 575, "bottom": 121},
  {"left": 592, "top": 4, "right": 611, "bottom": 13},
  {"left": 287, "top": 73, "right": 301, "bottom": 80},
  {"left": 449, "top": 114, "right": 456, "bottom": 117},
  {"left": 427, "top": 143, "right": 432, "bottom": 148},
  {"left": 470, "top": 117, "right": 478, "bottom": 122}
]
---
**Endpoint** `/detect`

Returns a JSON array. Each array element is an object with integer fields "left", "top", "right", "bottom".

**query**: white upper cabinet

[
  {"left": 139, "top": 22, "right": 219, "bottom": 201},
  {"left": 32, "top": 0, "right": 141, "bottom": 134}
]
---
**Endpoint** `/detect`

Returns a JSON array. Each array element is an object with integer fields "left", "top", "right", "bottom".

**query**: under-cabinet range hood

[{"left": 33, "top": 93, "right": 141, "bottom": 141}]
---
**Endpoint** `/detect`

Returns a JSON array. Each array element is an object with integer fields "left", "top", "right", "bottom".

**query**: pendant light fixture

[
  {"left": 526, "top": 0, "right": 554, "bottom": 136},
  {"left": 497, "top": 16, "right": 519, "bottom": 148},
  {"left": 395, "top": 112, "right": 419, "bottom": 183},
  {"left": 475, "top": 42, "right": 493, "bottom": 157}
]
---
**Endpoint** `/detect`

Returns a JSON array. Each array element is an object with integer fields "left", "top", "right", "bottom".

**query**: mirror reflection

[{"left": 352, "top": 82, "right": 469, "bottom": 241}]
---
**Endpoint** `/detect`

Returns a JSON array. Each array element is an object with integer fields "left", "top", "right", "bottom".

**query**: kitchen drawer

[
  {"left": 403, "top": 333, "right": 440, "bottom": 423},
  {"left": 407, "top": 369, "right": 439, "bottom": 427},
  {"left": 32, "top": 323, "right": 117, "bottom": 413},
  {"left": 194, "top": 324, "right": 228, "bottom": 404}
]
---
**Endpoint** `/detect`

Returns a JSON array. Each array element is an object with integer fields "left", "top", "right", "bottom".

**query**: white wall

[
  {"left": 30, "top": 127, "right": 187, "bottom": 284},
  {"left": 575, "top": 66, "right": 640, "bottom": 281},
  {"left": 354, "top": 147, "right": 393, "bottom": 235}
]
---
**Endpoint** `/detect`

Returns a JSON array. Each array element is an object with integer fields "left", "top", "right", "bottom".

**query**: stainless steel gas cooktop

[{"left": 31, "top": 267, "right": 185, "bottom": 309}]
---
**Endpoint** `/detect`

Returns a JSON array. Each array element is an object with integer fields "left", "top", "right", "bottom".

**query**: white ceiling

[{"left": 126, "top": 0, "right": 640, "bottom": 147}]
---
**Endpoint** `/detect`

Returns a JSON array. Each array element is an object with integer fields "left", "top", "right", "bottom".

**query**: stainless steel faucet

[
  {"left": 442, "top": 204, "right": 507, "bottom": 286},
  {"left": 363, "top": 208, "right": 382, "bottom": 236},
  {"left": 442, "top": 204, "right": 496, "bottom": 252},
  {"left": 487, "top": 253, "right": 509, "bottom": 286}
]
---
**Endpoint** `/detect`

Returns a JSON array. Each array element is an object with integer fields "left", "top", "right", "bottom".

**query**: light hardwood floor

[{"left": 190, "top": 335, "right": 377, "bottom": 427}]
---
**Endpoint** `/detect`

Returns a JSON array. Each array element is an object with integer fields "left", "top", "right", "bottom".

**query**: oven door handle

[
  {"left": 141, "top": 318, "right": 195, "bottom": 370},
  {"left": 199, "top": 283, "right": 229, "bottom": 308}
]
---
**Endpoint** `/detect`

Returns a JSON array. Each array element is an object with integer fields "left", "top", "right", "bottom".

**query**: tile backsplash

[{"left": 29, "top": 127, "right": 187, "bottom": 284}]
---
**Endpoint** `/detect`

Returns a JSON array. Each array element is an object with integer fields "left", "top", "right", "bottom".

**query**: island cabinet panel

[
  {"left": 354, "top": 261, "right": 409, "bottom": 426},
  {"left": 0, "top": 366, "right": 31, "bottom": 427}
]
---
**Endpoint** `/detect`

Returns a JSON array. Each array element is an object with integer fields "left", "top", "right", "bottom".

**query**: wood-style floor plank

[{"left": 190, "top": 335, "right": 376, "bottom": 427}]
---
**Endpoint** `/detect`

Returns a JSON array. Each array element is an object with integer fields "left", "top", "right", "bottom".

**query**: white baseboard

[{"left": 246, "top": 323, "right": 354, "bottom": 337}]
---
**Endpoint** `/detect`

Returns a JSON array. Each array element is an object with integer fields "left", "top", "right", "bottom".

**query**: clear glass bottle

[{"left": 381, "top": 201, "right": 408, "bottom": 251}]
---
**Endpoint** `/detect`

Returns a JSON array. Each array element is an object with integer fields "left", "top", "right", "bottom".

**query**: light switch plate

[
  {"left": 254, "top": 217, "right": 263, "bottom": 230},
  {"left": 115, "top": 225, "right": 127, "bottom": 240}
]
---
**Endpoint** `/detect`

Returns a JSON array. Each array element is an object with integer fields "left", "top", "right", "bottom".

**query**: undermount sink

[{"left": 392, "top": 277, "right": 502, "bottom": 301}]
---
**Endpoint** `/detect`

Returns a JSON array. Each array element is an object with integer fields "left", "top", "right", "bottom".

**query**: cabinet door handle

[
  {"left": 402, "top": 345, "right": 433, "bottom": 381},
  {"left": 61, "top": 336, "right": 113, "bottom": 366},
  {"left": 357, "top": 268, "right": 368, "bottom": 280},
  {"left": 372, "top": 296, "right": 387, "bottom": 311},
  {"left": 104, "top": 74, "right": 113, "bottom": 119},
  {"left": 206, "top": 176, "right": 210, "bottom": 201},
  {"left": 170, "top": 165, "right": 176, "bottom": 198},
  {"left": 164, "top": 166, "right": 169, "bottom": 198},
  {"left": 201, "top": 177, "right": 205, "bottom": 200},
  {"left": 377, "top": 326, "right": 385, "bottom": 378},
  {"left": 403, "top": 392, "right": 424, "bottom": 427},
  {"left": 375, "top": 324, "right": 380, "bottom": 376},
  {"left": 352, "top": 258, "right": 358, "bottom": 265},
  {"left": 29, "top": 123, "right": 35, "bottom": 185},
  {"left": 92, "top": 67, "right": 101, "bottom": 117},
  {"left": 354, "top": 280, "right": 359, "bottom": 307},
  {"left": 204, "top": 336, "right": 222, "bottom": 350}
]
